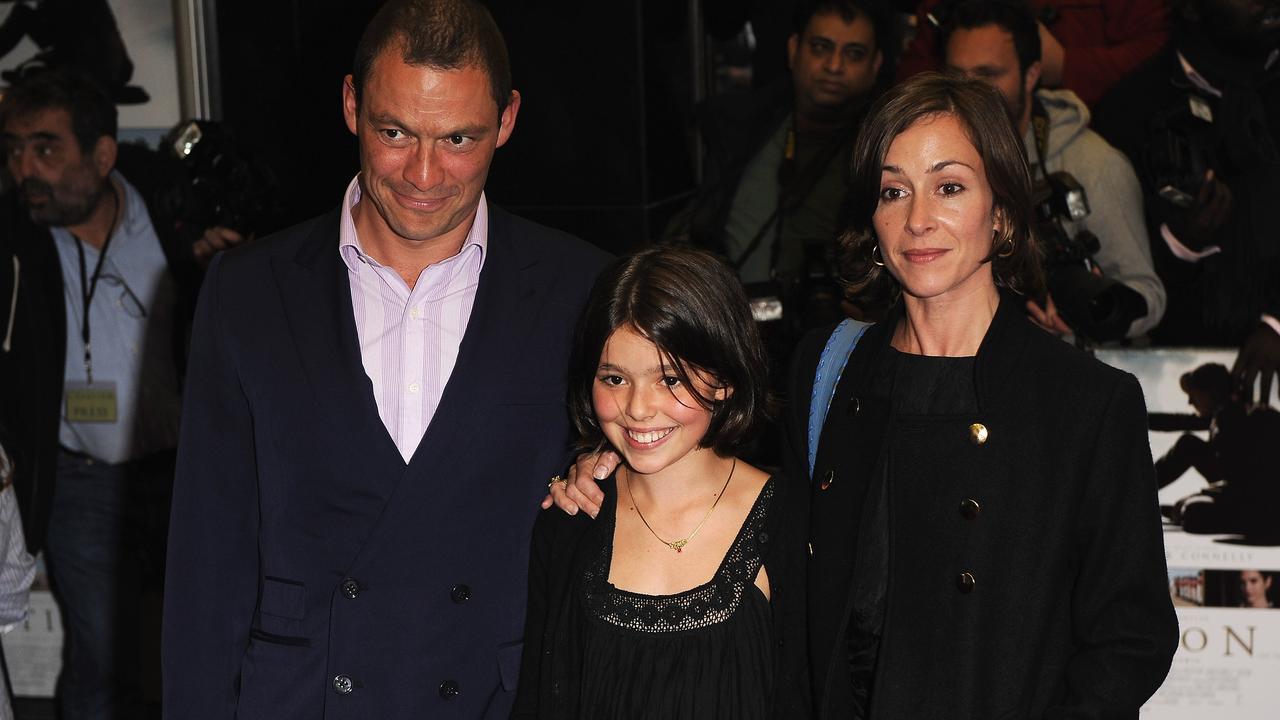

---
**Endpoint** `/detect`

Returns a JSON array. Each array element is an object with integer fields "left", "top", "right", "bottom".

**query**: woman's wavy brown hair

[{"left": 840, "top": 71, "right": 1045, "bottom": 307}]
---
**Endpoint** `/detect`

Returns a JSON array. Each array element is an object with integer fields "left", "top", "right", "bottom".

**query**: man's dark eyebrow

[{"left": 2, "top": 130, "right": 60, "bottom": 143}]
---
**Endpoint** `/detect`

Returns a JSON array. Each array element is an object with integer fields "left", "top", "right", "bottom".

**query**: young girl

[{"left": 512, "top": 246, "right": 808, "bottom": 719}]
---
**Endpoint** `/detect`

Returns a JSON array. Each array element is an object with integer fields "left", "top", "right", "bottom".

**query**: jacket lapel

[
  {"left": 270, "top": 210, "right": 404, "bottom": 479},
  {"left": 402, "top": 206, "right": 542, "bottom": 473}
]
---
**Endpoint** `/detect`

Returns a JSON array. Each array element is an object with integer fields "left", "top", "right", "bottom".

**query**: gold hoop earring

[{"left": 871, "top": 245, "right": 886, "bottom": 267}]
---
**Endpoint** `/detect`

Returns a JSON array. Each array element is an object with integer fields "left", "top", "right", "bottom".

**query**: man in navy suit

[{"left": 160, "top": 1, "right": 609, "bottom": 716}]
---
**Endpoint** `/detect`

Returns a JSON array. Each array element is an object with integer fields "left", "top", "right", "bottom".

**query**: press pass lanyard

[{"left": 73, "top": 190, "right": 120, "bottom": 384}]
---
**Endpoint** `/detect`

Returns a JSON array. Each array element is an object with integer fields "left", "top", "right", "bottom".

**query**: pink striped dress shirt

[{"left": 338, "top": 176, "right": 488, "bottom": 462}]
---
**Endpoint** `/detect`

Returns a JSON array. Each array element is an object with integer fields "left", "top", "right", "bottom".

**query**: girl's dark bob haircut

[
  {"left": 840, "top": 71, "right": 1046, "bottom": 306},
  {"left": 568, "top": 245, "right": 771, "bottom": 456}
]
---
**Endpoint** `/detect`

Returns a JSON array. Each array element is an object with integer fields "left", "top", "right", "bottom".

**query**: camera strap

[{"left": 1030, "top": 98, "right": 1052, "bottom": 184}]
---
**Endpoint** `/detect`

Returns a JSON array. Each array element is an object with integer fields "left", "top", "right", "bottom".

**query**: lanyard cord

[{"left": 72, "top": 186, "right": 120, "bottom": 384}]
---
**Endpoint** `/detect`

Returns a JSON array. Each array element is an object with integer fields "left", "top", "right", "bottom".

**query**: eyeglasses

[{"left": 96, "top": 273, "right": 148, "bottom": 319}]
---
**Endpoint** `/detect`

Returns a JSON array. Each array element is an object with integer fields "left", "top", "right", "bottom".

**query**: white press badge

[{"left": 65, "top": 380, "right": 119, "bottom": 423}]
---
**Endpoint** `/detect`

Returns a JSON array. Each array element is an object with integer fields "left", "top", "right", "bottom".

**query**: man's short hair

[
  {"left": 351, "top": 0, "right": 512, "bottom": 115},
  {"left": 792, "top": 0, "right": 892, "bottom": 51},
  {"left": 937, "top": 0, "right": 1042, "bottom": 76},
  {"left": 0, "top": 69, "right": 117, "bottom": 154}
]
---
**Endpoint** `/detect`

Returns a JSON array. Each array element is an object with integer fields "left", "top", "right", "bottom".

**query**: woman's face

[
  {"left": 872, "top": 112, "right": 999, "bottom": 304},
  {"left": 1240, "top": 570, "right": 1272, "bottom": 607}
]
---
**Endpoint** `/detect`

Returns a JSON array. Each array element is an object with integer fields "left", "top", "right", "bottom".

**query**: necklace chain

[{"left": 624, "top": 458, "right": 736, "bottom": 553}]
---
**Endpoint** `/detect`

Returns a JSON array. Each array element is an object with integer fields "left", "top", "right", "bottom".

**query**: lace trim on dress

[{"left": 583, "top": 479, "right": 775, "bottom": 634}]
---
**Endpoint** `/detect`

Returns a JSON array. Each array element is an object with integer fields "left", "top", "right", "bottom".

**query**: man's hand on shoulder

[{"left": 540, "top": 450, "right": 617, "bottom": 519}]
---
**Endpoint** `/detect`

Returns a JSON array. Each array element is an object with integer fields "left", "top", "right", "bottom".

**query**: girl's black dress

[{"left": 513, "top": 475, "right": 809, "bottom": 719}]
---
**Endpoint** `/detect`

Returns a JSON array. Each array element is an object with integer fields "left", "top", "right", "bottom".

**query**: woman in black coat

[
  {"left": 789, "top": 72, "right": 1177, "bottom": 718},
  {"left": 551, "top": 73, "right": 1177, "bottom": 719}
]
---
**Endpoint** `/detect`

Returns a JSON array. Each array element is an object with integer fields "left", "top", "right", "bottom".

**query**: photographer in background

[
  {"left": 1094, "top": 0, "right": 1280, "bottom": 404},
  {"left": 671, "top": 0, "right": 897, "bottom": 408},
  {"left": 942, "top": 0, "right": 1165, "bottom": 343},
  {"left": 0, "top": 69, "right": 240, "bottom": 718}
]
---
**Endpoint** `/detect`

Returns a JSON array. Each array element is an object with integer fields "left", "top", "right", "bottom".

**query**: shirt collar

[{"left": 338, "top": 174, "right": 488, "bottom": 272}]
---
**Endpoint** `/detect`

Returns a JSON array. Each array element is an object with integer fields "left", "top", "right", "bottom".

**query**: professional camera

[
  {"left": 159, "top": 120, "right": 280, "bottom": 238},
  {"left": 1033, "top": 171, "right": 1147, "bottom": 343}
]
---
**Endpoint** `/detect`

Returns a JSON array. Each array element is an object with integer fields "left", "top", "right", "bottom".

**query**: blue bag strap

[{"left": 807, "top": 318, "right": 870, "bottom": 478}]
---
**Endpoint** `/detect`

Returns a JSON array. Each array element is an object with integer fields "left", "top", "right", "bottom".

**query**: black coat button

[
  {"left": 819, "top": 470, "right": 834, "bottom": 491},
  {"left": 450, "top": 584, "right": 471, "bottom": 603},
  {"left": 341, "top": 578, "right": 361, "bottom": 599},
  {"left": 959, "top": 499, "right": 981, "bottom": 519},
  {"left": 439, "top": 679, "right": 461, "bottom": 700},
  {"left": 957, "top": 572, "right": 976, "bottom": 593},
  {"left": 848, "top": 396, "right": 861, "bottom": 415},
  {"left": 758, "top": 531, "right": 770, "bottom": 545},
  {"left": 332, "top": 674, "right": 354, "bottom": 694}
]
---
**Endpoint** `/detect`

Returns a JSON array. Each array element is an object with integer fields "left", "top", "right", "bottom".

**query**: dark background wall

[{"left": 214, "top": 0, "right": 712, "bottom": 255}]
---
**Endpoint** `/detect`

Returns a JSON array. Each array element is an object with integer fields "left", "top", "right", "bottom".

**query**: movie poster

[
  {"left": 0, "top": 0, "right": 181, "bottom": 130},
  {"left": 1099, "top": 348, "right": 1280, "bottom": 719}
]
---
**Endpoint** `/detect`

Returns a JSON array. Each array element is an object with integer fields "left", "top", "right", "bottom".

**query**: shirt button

[
  {"left": 341, "top": 578, "right": 361, "bottom": 599},
  {"left": 969, "top": 423, "right": 989, "bottom": 445},
  {"left": 439, "top": 679, "right": 461, "bottom": 700},
  {"left": 957, "top": 572, "right": 976, "bottom": 593},
  {"left": 959, "top": 498, "right": 981, "bottom": 519},
  {"left": 410, "top": 307, "right": 421, "bottom": 319},
  {"left": 332, "top": 674, "right": 354, "bottom": 694},
  {"left": 408, "top": 382, "right": 421, "bottom": 394},
  {"left": 450, "top": 584, "right": 471, "bottom": 603}
]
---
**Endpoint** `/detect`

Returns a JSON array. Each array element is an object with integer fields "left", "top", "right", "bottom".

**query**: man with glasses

[{"left": 0, "top": 69, "right": 231, "bottom": 718}]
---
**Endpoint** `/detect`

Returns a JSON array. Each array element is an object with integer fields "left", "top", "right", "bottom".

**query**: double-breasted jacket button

[
  {"left": 439, "top": 679, "right": 461, "bottom": 700},
  {"left": 957, "top": 571, "right": 976, "bottom": 593},
  {"left": 819, "top": 470, "right": 835, "bottom": 491},
  {"left": 969, "top": 423, "right": 989, "bottom": 445},
  {"left": 848, "top": 396, "right": 861, "bottom": 415},
  {"left": 332, "top": 674, "right": 354, "bottom": 695},
  {"left": 959, "top": 498, "right": 981, "bottom": 519},
  {"left": 341, "top": 578, "right": 361, "bottom": 600},
  {"left": 450, "top": 584, "right": 471, "bottom": 604}
]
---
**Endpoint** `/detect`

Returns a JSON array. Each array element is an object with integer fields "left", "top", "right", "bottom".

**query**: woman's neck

[{"left": 894, "top": 282, "right": 1000, "bottom": 357}]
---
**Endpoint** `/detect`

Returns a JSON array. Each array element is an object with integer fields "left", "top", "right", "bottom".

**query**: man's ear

[
  {"left": 787, "top": 33, "right": 800, "bottom": 69},
  {"left": 1024, "top": 59, "right": 1043, "bottom": 96},
  {"left": 92, "top": 135, "right": 117, "bottom": 178},
  {"left": 495, "top": 90, "right": 521, "bottom": 148},
  {"left": 872, "top": 48, "right": 884, "bottom": 79},
  {"left": 342, "top": 74, "right": 359, "bottom": 136}
]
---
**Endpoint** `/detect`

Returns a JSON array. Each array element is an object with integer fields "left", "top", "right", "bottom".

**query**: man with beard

[
  {"left": 942, "top": 0, "right": 1165, "bottom": 342},
  {"left": 1093, "top": 0, "right": 1280, "bottom": 405},
  {"left": 0, "top": 69, "right": 233, "bottom": 718}
]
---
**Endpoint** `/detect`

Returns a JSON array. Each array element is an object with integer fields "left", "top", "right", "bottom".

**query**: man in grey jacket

[{"left": 941, "top": 0, "right": 1166, "bottom": 341}]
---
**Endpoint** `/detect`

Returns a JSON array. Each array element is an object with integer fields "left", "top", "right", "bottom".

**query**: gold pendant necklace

[{"left": 624, "top": 458, "right": 736, "bottom": 553}]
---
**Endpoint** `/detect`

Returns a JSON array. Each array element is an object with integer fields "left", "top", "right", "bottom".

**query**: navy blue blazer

[{"left": 161, "top": 205, "right": 609, "bottom": 719}]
